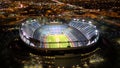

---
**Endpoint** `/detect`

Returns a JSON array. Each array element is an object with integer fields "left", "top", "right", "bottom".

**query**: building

[{"left": 19, "top": 17, "right": 100, "bottom": 68}]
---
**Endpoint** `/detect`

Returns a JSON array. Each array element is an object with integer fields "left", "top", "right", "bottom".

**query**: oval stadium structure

[{"left": 19, "top": 18, "right": 99, "bottom": 55}]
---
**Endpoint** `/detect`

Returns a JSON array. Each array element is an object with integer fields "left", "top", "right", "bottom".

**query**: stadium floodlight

[
  {"left": 23, "top": 32, "right": 26, "bottom": 36},
  {"left": 95, "top": 30, "right": 98, "bottom": 35},
  {"left": 82, "top": 19, "right": 85, "bottom": 22},
  {"left": 95, "top": 30, "right": 98, "bottom": 33},
  {"left": 33, "top": 19, "right": 36, "bottom": 22},
  {"left": 73, "top": 18, "right": 77, "bottom": 21},
  {"left": 26, "top": 35, "right": 29, "bottom": 39},
  {"left": 22, "top": 23, "right": 24, "bottom": 26},
  {"left": 88, "top": 21, "right": 92, "bottom": 24}
]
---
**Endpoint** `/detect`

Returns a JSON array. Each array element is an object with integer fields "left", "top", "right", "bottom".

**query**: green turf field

[{"left": 45, "top": 34, "right": 72, "bottom": 48}]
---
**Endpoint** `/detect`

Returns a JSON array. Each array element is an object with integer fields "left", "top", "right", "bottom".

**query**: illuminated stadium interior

[{"left": 19, "top": 18, "right": 99, "bottom": 49}]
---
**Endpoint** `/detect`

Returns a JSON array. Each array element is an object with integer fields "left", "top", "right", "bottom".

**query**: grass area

[{"left": 45, "top": 34, "right": 72, "bottom": 48}]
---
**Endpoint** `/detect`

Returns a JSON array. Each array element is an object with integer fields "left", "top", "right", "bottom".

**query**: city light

[{"left": 0, "top": 0, "right": 120, "bottom": 68}]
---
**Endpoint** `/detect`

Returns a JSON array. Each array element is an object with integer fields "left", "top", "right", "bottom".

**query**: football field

[{"left": 45, "top": 34, "right": 72, "bottom": 48}]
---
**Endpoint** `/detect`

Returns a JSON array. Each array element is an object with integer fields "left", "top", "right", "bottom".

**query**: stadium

[
  {"left": 19, "top": 18, "right": 99, "bottom": 54},
  {"left": 19, "top": 17, "right": 100, "bottom": 67}
]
